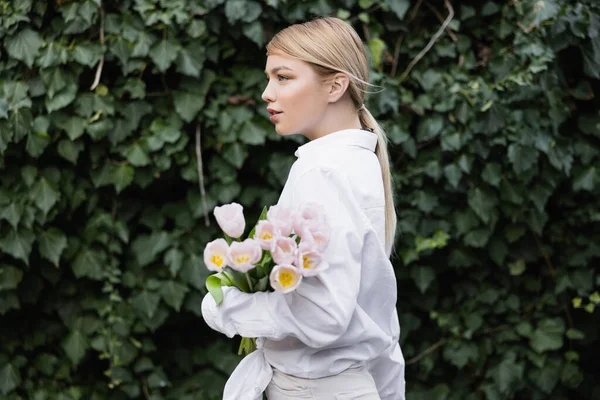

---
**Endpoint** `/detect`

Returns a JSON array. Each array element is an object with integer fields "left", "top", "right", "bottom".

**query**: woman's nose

[{"left": 261, "top": 81, "right": 275, "bottom": 103}]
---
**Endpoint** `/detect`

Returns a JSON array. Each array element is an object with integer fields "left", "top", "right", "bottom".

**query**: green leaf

[
  {"left": 125, "top": 142, "right": 151, "bottom": 167},
  {"left": 0, "top": 363, "right": 21, "bottom": 395},
  {"left": 531, "top": 359, "right": 561, "bottom": 394},
  {"left": 508, "top": 144, "right": 537, "bottom": 174},
  {"left": 164, "top": 248, "right": 184, "bottom": 277},
  {"left": 481, "top": 163, "right": 502, "bottom": 187},
  {"left": 5, "top": 28, "right": 44, "bottom": 67},
  {"left": 443, "top": 164, "right": 462, "bottom": 188},
  {"left": 149, "top": 39, "right": 180, "bottom": 72},
  {"left": 223, "top": 142, "right": 247, "bottom": 169},
  {"left": 45, "top": 82, "right": 77, "bottom": 113},
  {"left": 530, "top": 318, "right": 565, "bottom": 353},
  {"left": 173, "top": 91, "right": 205, "bottom": 123},
  {"left": 132, "top": 290, "right": 161, "bottom": 319},
  {"left": 160, "top": 281, "right": 189, "bottom": 312},
  {"left": 243, "top": 21, "right": 265, "bottom": 47},
  {"left": 57, "top": 139, "right": 84, "bottom": 164},
  {"left": 468, "top": 188, "right": 497, "bottom": 224},
  {"left": 443, "top": 341, "right": 478, "bottom": 369},
  {"left": 72, "top": 248, "right": 103, "bottom": 280},
  {"left": 206, "top": 274, "right": 224, "bottom": 305},
  {"left": 572, "top": 166, "right": 596, "bottom": 192},
  {"left": 0, "top": 99, "right": 9, "bottom": 119},
  {"left": 494, "top": 355, "right": 524, "bottom": 394},
  {"left": 31, "top": 177, "right": 60, "bottom": 214},
  {"left": 367, "top": 38, "right": 386, "bottom": 69},
  {"left": 57, "top": 116, "right": 87, "bottom": 140},
  {"left": 417, "top": 115, "right": 444, "bottom": 142},
  {"left": 410, "top": 265, "right": 435, "bottom": 294},
  {"left": 0, "top": 203, "right": 22, "bottom": 229},
  {"left": 25, "top": 131, "right": 50, "bottom": 158},
  {"left": 0, "top": 229, "right": 35, "bottom": 265},
  {"left": 113, "top": 164, "right": 134, "bottom": 193},
  {"left": 508, "top": 259, "right": 526, "bottom": 276},
  {"left": 240, "top": 120, "right": 266, "bottom": 145},
  {"left": 0, "top": 265, "right": 24, "bottom": 291},
  {"left": 385, "top": 0, "right": 410, "bottom": 20},
  {"left": 530, "top": 0, "right": 560, "bottom": 26},
  {"left": 132, "top": 232, "right": 171, "bottom": 267},
  {"left": 61, "top": 330, "right": 89, "bottom": 366},
  {"left": 38, "top": 228, "right": 67, "bottom": 266},
  {"left": 176, "top": 44, "right": 205, "bottom": 78}
]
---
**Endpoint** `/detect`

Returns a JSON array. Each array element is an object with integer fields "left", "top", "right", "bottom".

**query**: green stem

[
  {"left": 222, "top": 271, "right": 235, "bottom": 286},
  {"left": 246, "top": 272, "right": 254, "bottom": 292}
]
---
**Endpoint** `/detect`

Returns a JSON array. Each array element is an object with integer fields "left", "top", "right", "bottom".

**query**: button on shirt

[{"left": 201, "top": 129, "right": 406, "bottom": 400}]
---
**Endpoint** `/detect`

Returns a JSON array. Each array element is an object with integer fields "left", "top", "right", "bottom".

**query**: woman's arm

[{"left": 202, "top": 166, "right": 364, "bottom": 348}]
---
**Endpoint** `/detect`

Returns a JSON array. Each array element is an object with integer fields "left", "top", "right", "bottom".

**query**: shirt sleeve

[{"left": 203, "top": 166, "right": 364, "bottom": 348}]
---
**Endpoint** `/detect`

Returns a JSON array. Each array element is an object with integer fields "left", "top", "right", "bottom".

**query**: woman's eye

[{"left": 277, "top": 75, "right": 289, "bottom": 81}]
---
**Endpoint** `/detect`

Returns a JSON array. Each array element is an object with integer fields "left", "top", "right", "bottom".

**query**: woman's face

[{"left": 262, "top": 52, "right": 330, "bottom": 138}]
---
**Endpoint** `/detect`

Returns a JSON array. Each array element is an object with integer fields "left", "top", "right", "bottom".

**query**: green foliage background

[{"left": 1, "top": 0, "right": 599, "bottom": 398}]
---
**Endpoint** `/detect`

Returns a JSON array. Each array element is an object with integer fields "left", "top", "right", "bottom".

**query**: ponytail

[{"left": 359, "top": 106, "right": 397, "bottom": 256}]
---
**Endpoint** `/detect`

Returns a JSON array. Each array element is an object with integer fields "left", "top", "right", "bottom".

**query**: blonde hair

[{"left": 267, "top": 17, "right": 397, "bottom": 254}]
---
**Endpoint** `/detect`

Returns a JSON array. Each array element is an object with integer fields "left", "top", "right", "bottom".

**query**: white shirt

[{"left": 202, "top": 128, "right": 406, "bottom": 400}]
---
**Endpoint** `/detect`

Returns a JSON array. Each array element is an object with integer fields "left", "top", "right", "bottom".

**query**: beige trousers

[{"left": 266, "top": 365, "right": 381, "bottom": 400}]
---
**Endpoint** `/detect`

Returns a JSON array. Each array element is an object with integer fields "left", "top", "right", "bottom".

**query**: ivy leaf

[
  {"left": 132, "top": 290, "right": 161, "bottom": 319},
  {"left": 367, "top": 38, "right": 386, "bottom": 69},
  {"left": 125, "top": 142, "right": 151, "bottom": 167},
  {"left": 164, "top": 248, "right": 184, "bottom": 277},
  {"left": 57, "top": 139, "right": 84, "bottom": 164},
  {"left": 61, "top": 330, "right": 89, "bottom": 366},
  {"left": 160, "top": 281, "right": 189, "bottom": 312},
  {"left": 223, "top": 142, "right": 247, "bottom": 169},
  {"left": 38, "top": 228, "right": 67, "bottom": 266},
  {"left": 572, "top": 166, "right": 596, "bottom": 192},
  {"left": 0, "top": 265, "right": 24, "bottom": 291},
  {"left": 176, "top": 44, "right": 205, "bottom": 78},
  {"left": 410, "top": 265, "right": 435, "bottom": 294},
  {"left": 0, "top": 203, "right": 22, "bottom": 229},
  {"left": 5, "top": 28, "right": 44, "bottom": 67},
  {"left": 0, "top": 229, "right": 35, "bottom": 265},
  {"left": 508, "top": 259, "right": 526, "bottom": 276},
  {"left": 26, "top": 131, "right": 50, "bottom": 158},
  {"left": 45, "top": 82, "right": 78, "bottom": 113},
  {"left": 31, "top": 177, "right": 60, "bottom": 215},
  {"left": 132, "top": 232, "right": 171, "bottom": 267},
  {"left": 72, "top": 248, "right": 103, "bottom": 280},
  {"left": 239, "top": 120, "right": 266, "bottom": 145},
  {"left": 243, "top": 21, "right": 265, "bottom": 47},
  {"left": 530, "top": 318, "right": 565, "bottom": 353},
  {"left": 113, "top": 164, "right": 134, "bottom": 193},
  {"left": 0, "top": 363, "right": 21, "bottom": 395},
  {"left": 494, "top": 355, "right": 524, "bottom": 393},
  {"left": 468, "top": 188, "right": 497, "bottom": 224},
  {"left": 531, "top": 0, "right": 560, "bottom": 27},
  {"left": 385, "top": 0, "right": 410, "bottom": 20},
  {"left": 149, "top": 39, "right": 180, "bottom": 72}
]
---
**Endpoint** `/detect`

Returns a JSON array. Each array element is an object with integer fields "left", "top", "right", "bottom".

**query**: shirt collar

[{"left": 294, "top": 129, "right": 378, "bottom": 158}]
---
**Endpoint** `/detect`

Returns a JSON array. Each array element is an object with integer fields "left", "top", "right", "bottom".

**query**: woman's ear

[{"left": 328, "top": 72, "right": 350, "bottom": 103}]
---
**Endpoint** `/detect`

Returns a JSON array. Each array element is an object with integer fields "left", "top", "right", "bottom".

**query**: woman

[{"left": 202, "top": 17, "right": 405, "bottom": 400}]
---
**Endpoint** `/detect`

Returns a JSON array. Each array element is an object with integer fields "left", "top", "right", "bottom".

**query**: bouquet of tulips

[{"left": 203, "top": 201, "right": 331, "bottom": 355}]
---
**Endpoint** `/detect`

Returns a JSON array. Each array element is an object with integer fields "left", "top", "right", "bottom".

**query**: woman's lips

[{"left": 270, "top": 112, "right": 282, "bottom": 122}]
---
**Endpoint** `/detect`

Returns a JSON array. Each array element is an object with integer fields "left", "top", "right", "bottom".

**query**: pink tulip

[
  {"left": 203, "top": 239, "right": 229, "bottom": 272},
  {"left": 213, "top": 203, "right": 245, "bottom": 238},
  {"left": 267, "top": 205, "right": 295, "bottom": 236},
  {"left": 227, "top": 239, "right": 262, "bottom": 272},
  {"left": 271, "top": 237, "right": 298, "bottom": 265},
  {"left": 293, "top": 202, "right": 326, "bottom": 236},
  {"left": 300, "top": 220, "right": 331, "bottom": 252},
  {"left": 253, "top": 220, "right": 280, "bottom": 250},
  {"left": 270, "top": 264, "right": 302, "bottom": 293},
  {"left": 296, "top": 241, "right": 329, "bottom": 277}
]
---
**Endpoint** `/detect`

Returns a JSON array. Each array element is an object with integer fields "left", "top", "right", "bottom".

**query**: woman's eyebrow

[{"left": 264, "top": 66, "right": 294, "bottom": 75}]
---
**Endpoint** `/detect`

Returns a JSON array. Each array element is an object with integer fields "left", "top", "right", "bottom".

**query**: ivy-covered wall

[{"left": 0, "top": 0, "right": 599, "bottom": 399}]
